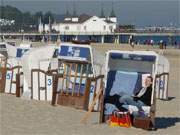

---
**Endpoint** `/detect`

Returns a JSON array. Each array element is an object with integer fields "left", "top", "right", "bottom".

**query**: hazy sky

[{"left": 1, "top": 0, "right": 180, "bottom": 27}]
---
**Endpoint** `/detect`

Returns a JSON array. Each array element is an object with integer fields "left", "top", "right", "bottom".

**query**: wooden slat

[
  {"left": 166, "top": 74, "right": 169, "bottom": 99},
  {"left": 31, "top": 70, "right": 33, "bottom": 99},
  {"left": 81, "top": 88, "right": 103, "bottom": 124},
  {"left": 38, "top": 71, "right": 40, "bottom": 100},
  {"left": 61, "top": 63, "right": 67, "bottom": 94},
  {"left": 162, "top": 74, "right": 165, "bottom": 99},
  {"left": 60, "top": 74, "right": 87, "bottom": 79},
  {"left": 45, "top": 73, "right": 47, "bottom": 100},
  {"left": 66, "top": 63, "right": 72, "bottom": 95},
  {"left": 0, "top": 57, "right": 7, "bottom": 93},
  {"left": 9, "top": 69, "right": 14, "bottom": 93},
  {"left": 51, "top": 74, "right": 58, "bottom": 105},
  {"left": 93, "top": 80, "right": 98, "bottom": 101},
  {"left": 78, "top": 64, "right": 84, "bottom": 96},
  {"left": 16, "top": 72, "right": 23, "bottom": 97},
  {"left": 72, "top": 63, "right": 78, "bottom": 96},
  {"left": 16, "top": 73, "right": 20, "bottom": 97}
]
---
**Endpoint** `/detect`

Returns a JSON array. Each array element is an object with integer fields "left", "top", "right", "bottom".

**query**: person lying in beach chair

[
  {"left": 119, "top": 76, "right": 153, "bottom": 117},
  {"left": 104, "top": 76, "right": 152, "bottom": 116},
  {"left": 102, "top": 73, "right": 156, "bottom": 130}
]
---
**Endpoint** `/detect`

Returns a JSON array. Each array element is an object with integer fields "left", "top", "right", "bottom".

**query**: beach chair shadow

[
  {"left": 167, "top": 97, "right": 175, "bottom": 101},
  {"left": 155, "top": 117, "right": 180, "bottom": 129},
  {"left": 158, "top": 96, "right": 175, "bottom": 101}
]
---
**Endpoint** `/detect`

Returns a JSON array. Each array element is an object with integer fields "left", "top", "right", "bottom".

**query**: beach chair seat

[{"left": 103, "top": 70, "right": 152, "bottom": 115}]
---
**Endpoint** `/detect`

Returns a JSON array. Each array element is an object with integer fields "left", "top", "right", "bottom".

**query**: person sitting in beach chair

[{"left": 119, "top": 76, "right": 153, "bottom": 115}]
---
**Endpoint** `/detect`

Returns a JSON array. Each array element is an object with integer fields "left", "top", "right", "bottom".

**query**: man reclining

[
  {"left": 104, "top": 76, "right": 153, "bottom": 116},
  {"left": 119, "top": 76, "right": 153, "bottom": 115}
]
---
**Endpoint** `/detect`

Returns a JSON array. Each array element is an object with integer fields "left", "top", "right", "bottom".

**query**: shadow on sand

[
  {"left": 158, "top": 97, "right": 176, "bottom": 101},
  {"left": 156, "top": 117, "right": 180, "bottom": 129},
  {"left": 167, "top": 97, "right": 176, "bottom": 101}
]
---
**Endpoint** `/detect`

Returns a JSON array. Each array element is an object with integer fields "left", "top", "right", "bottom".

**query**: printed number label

[
  {"left": 90, "top": 85, "right": 94, "bottom": 93},
  {"left": 159, "top": 80, "right": 164, "bottom": 89},
  {"left": 47, "top": 79, "right": 52, "bottom": 86},
  {"left": 6, "top": 73, "right": 11, "bottom": 80}
]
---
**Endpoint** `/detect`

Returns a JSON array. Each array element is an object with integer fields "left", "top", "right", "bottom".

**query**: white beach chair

[{"left": 99, "top": 50, "right": 159, "bottom": 129}]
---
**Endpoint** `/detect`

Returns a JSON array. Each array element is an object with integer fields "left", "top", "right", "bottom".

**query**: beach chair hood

[
  {"left": 21, "top": 45, "right": 56, "bottom": 90},
  {"left": 92, "top": 48, "right": 106, "bottom": 76},
  {"left": 2, "top": 43, "right": 17, "bottom": 58},
  {"left": 157, "top": 55, "right": 170, "bottom": 74}
]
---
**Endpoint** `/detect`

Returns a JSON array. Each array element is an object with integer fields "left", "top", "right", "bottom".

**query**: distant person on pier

[
  {"left": 129, "top": 35, "right": 134, "bottom": 48},
  {"left": 174, "top": 41, "right": 177, "bottom": 48},
  {"left": 150, "top": 39, "right": 154, "bottom": 46},
  {"left": 164, "top": 41, "right": 167, "bottom": 49},
  {"left": 159, "top": 40, "right": 163, "bottom": 49}
]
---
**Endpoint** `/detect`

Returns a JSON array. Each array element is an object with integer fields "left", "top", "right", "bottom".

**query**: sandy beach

[{"left": 0, "top": 44, "right": 180, "bottom": 135}]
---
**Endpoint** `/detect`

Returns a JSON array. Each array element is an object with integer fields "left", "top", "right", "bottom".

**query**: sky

[{"left": 1, "top": 0, "right": 180, "bottom": 27}]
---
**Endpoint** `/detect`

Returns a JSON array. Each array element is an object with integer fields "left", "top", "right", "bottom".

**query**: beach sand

[{"left": 0, "top": 44, "right": 180, "bottom": 135}]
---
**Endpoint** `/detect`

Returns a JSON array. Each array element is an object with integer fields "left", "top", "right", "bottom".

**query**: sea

[{"left": 50, "top": 35, "right": 180, "bottom": 46}]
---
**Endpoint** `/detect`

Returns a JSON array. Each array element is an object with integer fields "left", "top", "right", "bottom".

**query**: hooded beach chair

[
  {"left": 19, "top": 45, "right": 57, "bottom": 100},
  {"left": 51, "top": 43, "right": 104, "bottom": 110},
  {"left": 99, "top": 50, "right": 160, "bottom": 129},
  {"left": 3, "top": 45, "right": 31, "bottom": 95}
]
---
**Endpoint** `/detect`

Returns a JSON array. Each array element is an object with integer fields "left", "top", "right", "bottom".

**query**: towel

[{"left": 110, "top": 71, "right": 138, "bottom": 96}]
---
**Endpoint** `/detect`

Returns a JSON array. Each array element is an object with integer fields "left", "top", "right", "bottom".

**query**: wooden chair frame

[
  {"left": 16, "top": 72, "right": 24, "bottom": 97},
  {"left": 51, "top": 60, "right": 104, "bottom": 110},
  {"left": 0, "top": 56, "right": 7, "bottom": 93}
]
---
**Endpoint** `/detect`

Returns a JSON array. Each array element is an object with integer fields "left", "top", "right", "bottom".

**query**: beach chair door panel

[
  {"left": 31, "top": 69, "right": 53, "bottom": 101},
  {"left": 46, "top": 75, "right": 53, "bottom": 100},
  {"left": 155, "top": 73, "right": 169, "bottom": 100},
  {"left": 56, "top": 62, "right": 90, "bottom": 110},
  {"left": 5, "top": 66, "right": 21, "bottom": 94}
]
